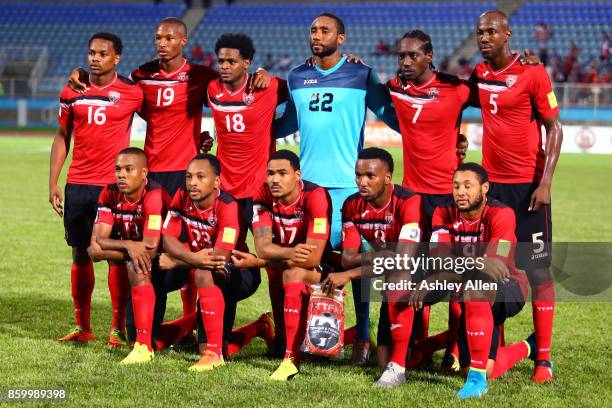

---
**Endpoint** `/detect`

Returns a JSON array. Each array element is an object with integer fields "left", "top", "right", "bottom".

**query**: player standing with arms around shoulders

[
  {"left": 50, "top": 32, "right": 143, "bottom": 346},
  {"left": 472, "top": 10, "right": 563, "bottom": 383},
  {"left": 274, "top": 13, "right": 400, "bottom": 364}
]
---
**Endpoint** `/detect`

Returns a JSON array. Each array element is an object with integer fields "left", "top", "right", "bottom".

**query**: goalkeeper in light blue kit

[{"left": 275, "top": 12, "right": 399, "bottom": 365}]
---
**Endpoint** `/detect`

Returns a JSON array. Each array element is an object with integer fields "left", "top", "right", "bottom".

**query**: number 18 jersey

[{"left": 207, "top": 75, "right": 287, "bottom": 199}]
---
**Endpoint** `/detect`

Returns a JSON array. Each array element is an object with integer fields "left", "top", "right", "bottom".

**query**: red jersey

[
  {"left": 162, "top": 188, "right": 243, "bottom": 252},
  {"left": 387, "top": 73, "right": 471, "bottom": 194},
  {"left": 58, "top": 74, "right": 143, "bottom": 186},
  {"left": 95, "top": 180, "right": 169, "bottom": 241},
  {"left": 207, "top": 75, "right": 288, "bottom": 199},
  {"left": 472, "top": 54, "right": 560, "bottom": 183},
  {"left": 131, "top": 59, "right": 218, "bottom": 172},
  {"left": 431, "top": 198, "right": 528, "bottom": 295},
  {"left": 342, "top": 185, "right": 423, "bottom": 250},
  {"left": 252, "top": 180, "right": 331, "bottom": 247}
]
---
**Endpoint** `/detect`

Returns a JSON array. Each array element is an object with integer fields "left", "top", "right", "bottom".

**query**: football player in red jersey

[
  {"left": 386, "top": 30, "right": 473, "bottom": 365},
  {"left": 50, "top": 32, "right": 144, "bottom": 346},
  {"left": 410, "top": 163, "right": 536, "bottom": 399},
  {"left": 160, "top": 154, "right": 273, "bottom": 372},
  {"left": 472, "top": 10, "right": 563, "bottom": 383},
  {"left": 88, "top": 147, "right": 169, "bottom": 364},
  {"left": 67, "top": 19, "right": 271, "bottom": 321},
  {"left": 230, "top": 150, "right": 333, "bottom": 381},
  {"left": 206, "top": 32, "right": 288, "bottom": 260},
  {"left": 320, "top": 147, "right": 423, "bottom": 388}
]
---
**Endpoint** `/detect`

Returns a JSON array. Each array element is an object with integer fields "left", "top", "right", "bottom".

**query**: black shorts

[
  {"left": 420, "top": 192, "right": 454, "bottom": 236},
  {"left": 148, "top": 170, "right": 185, "bottom": 198},
  {"left": 488, "top": 182, "right": 552, "bottom": 269},
  {"left": 457, "top": 277, "right": 525, "bottom": 366},
  {"left": 236, "top": 197, "right": 254, "bottom": 249},
  {"left": 197, "top": 266, "right": 262, "bottom": 343},
  {"left": 63, "top": 183, "right": 103, "bottom": 247}
]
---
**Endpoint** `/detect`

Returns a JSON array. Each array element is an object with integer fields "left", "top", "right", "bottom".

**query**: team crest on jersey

[
  {"left": 243, "top": 92, "right": 255, "bottom": 105},
  {"left": 427, "top": 87, "right": 439, "bottom": 98},
  {"left": 178, "top": 72, "right": 188, "bottom": 82},
  {"left": 208, "top": 215, "right": 217, "bottom": 226},
  {"left": 108, "top": 91, "right": 120, "bottom": 103},
  {"left": 294, "top": 207, "right": 303, "bottom": 219},
  {"left": 385, "top": 213, "right": 393, "bottom": 225},
  {"left": 505, "top": 74, "right": 517, "bottom": 87}
]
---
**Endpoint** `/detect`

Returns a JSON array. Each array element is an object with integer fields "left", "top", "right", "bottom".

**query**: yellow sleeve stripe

[
  {"left": 313, "top": 218, "right": 327, "bottom": 234},
  {"left": 547, "top": 91, "right": 558, "bottom": 109},
  {"left": 222, "top": 227, "right": 237, "bottom": 244},
  {"left": 147, "top": 215, "right": 162, "bottom": 231}
]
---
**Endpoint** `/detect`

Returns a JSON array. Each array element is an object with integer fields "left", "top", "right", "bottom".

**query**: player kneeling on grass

[
  {"left": 409, "top": 163, "right": 536, "bottom": 399},
  {"left": 319, "top": 147, "right": 423, "bottom": 388},
  {"left": 160, "top": 153, "right": 272, "bottom": 372},
  {"left": 231, "top": 150, "right": 333, "bottom": 381},
  {"left": 88, "top": 147, "right": 169, "bottom": 365}
]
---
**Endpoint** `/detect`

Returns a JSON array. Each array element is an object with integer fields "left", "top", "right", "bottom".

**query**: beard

[
  {"left": 458, "top": 193, "right": 484, "bottom": 213},
  {"left": 310, "top": 42, "right": 338, "bottom": 58}
]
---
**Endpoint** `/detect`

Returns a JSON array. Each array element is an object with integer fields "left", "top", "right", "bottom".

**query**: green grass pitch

[{"left": 0, "top": 136, "right": 610, "bottom": 407}]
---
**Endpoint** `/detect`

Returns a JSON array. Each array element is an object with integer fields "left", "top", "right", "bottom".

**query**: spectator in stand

[
  {"left": 191, "top": 44, "right": 204, "bottom": 64},
  {"left": 203, "top": 51, "right": 215, "bottom": 67},
  {"left": 262, "top": 53, "right": 275, "bottom": 71},
  {"left": 374, "top": 39, "right": 390, "bottom": 56},
  {"left": 277, "top": 54, "right": 292, "bottom": 73},
  {"left": 563, "top": 42, "right": 579, "bottom": 81},
  {"left": 600, "top": 32, "right": 610, "bottom": 64}
]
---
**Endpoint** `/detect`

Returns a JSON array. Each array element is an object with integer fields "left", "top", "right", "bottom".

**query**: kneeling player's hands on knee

[
  {"left": 126, "top": 241, "right": 152, "bottom": 273},
  {"left": 322, "top": 272, "right": 351, "bottom": 295},
  {"left": 193, "top": 248, "right": 226, "bottom": 270},
  {"left": 199, "top": 131, "right": 213, "bottom": 153},
  {"left": 231, "top": 250, "right": 262, "bottom": 269},
  {"left": 291, "top": 243, "right": 315, "bottom": 263},
  {"left": 482, "top": 257, "right": 509, "bottom": 282}
]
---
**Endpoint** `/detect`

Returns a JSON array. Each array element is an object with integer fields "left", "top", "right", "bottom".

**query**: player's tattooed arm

[
  {"left": 49, "top": 125, "right": 71, "bottom": 217},
  {"left": 253, "top": 226, "right": 295, "bottom": 262},
  {"left": 530, "top": 114, "right": 563, "bottom": 211},
  {"left": 162, "top": 235, "right": 225, "bottom": 270},
  {"left": 67, "top": 68, "right": 90, "bottom": 94},
  {"left": 284, "top": 238, "right": 326, "bottom": 269}
]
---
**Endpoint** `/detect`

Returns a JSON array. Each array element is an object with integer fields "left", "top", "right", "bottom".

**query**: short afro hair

[
  {"left": 316, "top": 12, "right": 345, "bottom": 35},
  {"left": 215, "top": 33, "right": 255, "bottom": 60},
  {"left": 190, "top": 153, "right": 221, "bottom": 176},
  {"left": 357, "top": 147, "right": 394, "bottom": 173},
  {"left": 454, "top": 162, "right": 489, "bottom": 184},
  {"left": 89, "top": 32, "right": 123, "bottom": 55},
  {"left": 269, "top": 149, "right": 300, "bottom": 171}
]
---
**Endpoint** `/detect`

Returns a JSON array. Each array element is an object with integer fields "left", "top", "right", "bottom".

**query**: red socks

[
  {"left": 464, "top": 301, "right": 493, "bottom": 371},
  {"left": 267, "top": 268, "right": 285, "bottom": 342},
  {"left": 108, "top": 263, "right": 129, "bottom": 330},
  {"left": 446, "top": 300, "right": 462, "bottom": 356},
  {"left": 131, "top": 283, "right": 155, "bottom": 351},
  {"left": 532, "top": 280, "right": 555, "bottom": 361},
  {"left": 198, "top": 286, "right": 225, "bottom": 356},
  {"left": 71, "top": 262, "right": 95, "bottom": 331},
  {"left": 155, "top": 312, "right": 197, "bottom": 351},
  {"left": 180, "top": 270, "right": 197, "bottom": 317},
  {"left": 387, "top": 290, "right": 414, "bottom": 368},
  {"left": 490, "top": 340, "right": 530, "bottom": 379},
  {"left": 226, "top": 318, "right": 265, "bottom": 357},
  {"left": 407, "top": 330, "right": 449, "bottom": 368},
  {"left": 283, "top": 282, "right": 306, "bottom": 360}
]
